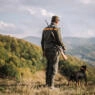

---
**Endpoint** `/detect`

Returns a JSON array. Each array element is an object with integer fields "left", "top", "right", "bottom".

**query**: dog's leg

[
  {"left": 78, "top": 80, "right": 80, "bottom": 86},
  {"left": 67, "top": 80, "right": 70, "bottom": 86},
  {"left": 85, "top": 75, "right": 87, "bottom": 86}
]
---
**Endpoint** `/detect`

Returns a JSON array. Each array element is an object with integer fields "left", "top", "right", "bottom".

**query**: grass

[
  {"left": 0, "top": 71, "right": 95, "bottom": 95},
  {"left": 0, "top": 83, "right": 95, "bottom": 95}
]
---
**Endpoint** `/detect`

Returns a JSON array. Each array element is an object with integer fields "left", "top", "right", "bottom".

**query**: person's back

[{"left": 42, "top": 24, "right": 59, "bottom": 50}]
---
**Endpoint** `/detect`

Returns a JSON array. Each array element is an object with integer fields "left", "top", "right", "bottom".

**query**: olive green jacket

[{"left": 41, "top": 23, "right": 65, "bottom": 52}]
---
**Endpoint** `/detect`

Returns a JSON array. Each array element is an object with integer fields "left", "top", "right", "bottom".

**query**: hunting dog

[{"left": 68, "top": 65, "right": 87, "bottom": 86}]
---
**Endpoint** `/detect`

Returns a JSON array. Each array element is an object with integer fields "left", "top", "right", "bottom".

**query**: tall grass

[{"left": 0, "top": 78, "right": 95, "bottom": 95}]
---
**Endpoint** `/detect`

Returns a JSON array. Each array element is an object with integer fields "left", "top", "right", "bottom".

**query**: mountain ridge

[
  {"left": 24, "top": 36, "right": 95, "bottom": 66},
  {"left": 0, "top": 34, "right": 95, "bottom": 84}
]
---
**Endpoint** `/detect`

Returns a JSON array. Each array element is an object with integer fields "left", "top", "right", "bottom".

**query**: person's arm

[
  {"left": 41, "top": 30, "right": 46, "bottom": 56},
  {"left": 41, "top": 31, "right": 44, "bottom": 51},
  {"left": 54, "top": 28, "right": 65, "bottom": 50}
]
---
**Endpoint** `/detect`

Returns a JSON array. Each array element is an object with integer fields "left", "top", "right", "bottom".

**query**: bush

[
  {"left": 0, "top": 34, "right": 46, "bottom": 79},
  {"left": 0, "top": 63, "right": 19, "bottom": 79}
]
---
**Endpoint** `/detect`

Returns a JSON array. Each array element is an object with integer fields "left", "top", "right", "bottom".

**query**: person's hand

[
  {"left": 62, "top": 46, "right": 66, "bottom": 51},
  {"left": 62, "top": 46, "right": 66, "bottom": 54}
]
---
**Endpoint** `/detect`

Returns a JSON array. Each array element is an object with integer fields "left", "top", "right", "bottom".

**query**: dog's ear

[
  {"left": 80, "top": 65, "right": 84, "bottom": 69},
  {"left": 84, "top": 65, "right": 86, "bottom": 68}
]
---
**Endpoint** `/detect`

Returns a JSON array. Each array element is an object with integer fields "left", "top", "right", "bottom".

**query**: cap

[{"left": 51, "top": 16, "right": 60, "bottom": 22}]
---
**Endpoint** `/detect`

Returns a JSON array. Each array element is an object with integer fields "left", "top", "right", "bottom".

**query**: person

[{"left": 41, "top": 16, "right": 66, "bottom": 89}]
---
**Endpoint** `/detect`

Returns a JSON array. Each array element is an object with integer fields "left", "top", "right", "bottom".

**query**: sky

[{"left": 0, "top": 0, "right": 95, "bottom": 38}]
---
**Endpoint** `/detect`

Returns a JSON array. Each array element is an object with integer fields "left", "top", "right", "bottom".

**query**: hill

[
  {"left": 0, "top": 34, "right": 95, "bottom": 82},
  {"left": 0, "top": 34, "right": 95, "bottom": 95},
  {"left": 24, "top": 36, "right": 95, "bottom": 66},
  {"left": 64, "top": 37, "right": 95, "bottom": 65},
  {"left": 0, "top": 34, "right": 45, "bottom": 79},
  {"left": 24, "top": 36, "right": 41, "bottom": 46}
]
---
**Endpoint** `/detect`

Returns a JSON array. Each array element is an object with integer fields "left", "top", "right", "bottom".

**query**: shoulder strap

[{"left": 51, "top": 27, "right": 57, "bottom": 41}]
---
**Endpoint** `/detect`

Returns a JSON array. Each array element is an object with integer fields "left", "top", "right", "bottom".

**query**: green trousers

[{"left": 45, "top": 48, "right": 60, "bottom": 87}]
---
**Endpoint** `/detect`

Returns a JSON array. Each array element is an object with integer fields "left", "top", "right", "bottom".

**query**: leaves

[{"left": 0, "top": 34, "right": 45, "bottom": 79}]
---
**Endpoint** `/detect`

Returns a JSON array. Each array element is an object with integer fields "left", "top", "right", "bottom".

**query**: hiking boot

[{"left": 50, "top": 86, "right": 55, "bottom": 89}]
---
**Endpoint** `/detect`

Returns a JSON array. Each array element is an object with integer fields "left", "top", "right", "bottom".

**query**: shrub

[{"left": 0, "top": 63, "right": 19, "bottom": 79}]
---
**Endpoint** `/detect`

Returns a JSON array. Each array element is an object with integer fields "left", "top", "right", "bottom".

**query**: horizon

[
  {"left": 0, "top": 0, "right": 95, "bottom": 38},
  {"left": 1, "top": 33, "right": 95, "bottom": 39}
]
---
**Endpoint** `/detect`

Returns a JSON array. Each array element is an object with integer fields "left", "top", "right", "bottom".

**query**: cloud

[
  {"left": 0, "top": 0, "right": 21, "bottom": 12},
  {"left": 0, "top": 0, "right": 95, "bottom": 38},
  {"left": 40, "top": 9, "right": 55, "bottom": 17},
  {"left": 75, "top": 29, "right": 95, "bottom": 37},
  {"left": 0, "top": 20, "right": 24, "bottom": 37},
  {"left": 19, "top": 6, "right": 36, "bottom": 15},
  {"left": 79, "top": 0, "right": 95, "bottom": 4},
  {"left": 0, "top": 21, "right": 16, "bottom": 30},
  {"left": 20, "top": 6, "right": 55, "bottom": 17},
  {"left": 86, "top": 29, "right": 95, "bottom": 37}
]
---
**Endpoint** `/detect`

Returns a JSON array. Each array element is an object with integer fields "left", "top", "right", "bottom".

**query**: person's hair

[{"left": 51, "top": 16, "right": 59, "bottom": 22}]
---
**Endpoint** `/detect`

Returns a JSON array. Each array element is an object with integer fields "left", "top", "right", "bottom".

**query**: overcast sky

[{"left": 0, "top": 0, "right": 95, "bottom": 38}]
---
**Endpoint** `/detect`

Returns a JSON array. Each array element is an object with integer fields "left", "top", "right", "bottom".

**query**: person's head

[{"left": 51, "top": 16, "right": 60, "bottom": 24}]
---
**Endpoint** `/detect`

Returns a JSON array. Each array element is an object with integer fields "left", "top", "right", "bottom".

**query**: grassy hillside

[
  {"left": 0, "top": 34, "right": 95, "bottom": 95},
  {"left": 0, "top": 34, "right": 45, "bottom": 79},
  {"left": 24, "top": 36, "right": 95, "bottom": 65},
  {"left": 59, "top": 55, "right": 95, "bottom": 82},
  {"left": 0, "top": 34, "right": 95, "bottom": 82}
]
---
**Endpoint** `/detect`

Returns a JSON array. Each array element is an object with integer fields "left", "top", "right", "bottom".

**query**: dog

[{"left": 68, "top": 65, "right": 87, "bottom": 86}]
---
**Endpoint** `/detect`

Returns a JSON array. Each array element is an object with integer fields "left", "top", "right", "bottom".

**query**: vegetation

[
  {"left": 0, "top": 81, "right": 95, "bottom": 95},
  {"left": 59, "top": 55, "right": 95, "bottom": 82},
  {"left": 0, "top": 34, "right": 46, "bottom": 79},
  {"left": 24, "top": 36, "right": 95, "bottom": 65},
  {"left": 0, "top": 34, "right": 95, "bottom": 95},
  {"left": 0, "top": 34, "right": 95, "bottom": 81}
]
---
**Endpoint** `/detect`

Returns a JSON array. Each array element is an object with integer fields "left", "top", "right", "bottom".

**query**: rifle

[
  {"left": 45, "top": 20, "right": 67, "bottom": 60},
  {"left": 59, "top": 47, "right": 68, "bottom": 60},
  {"left": 45, "top": 20, "right": 48, "bottom": 26}
]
